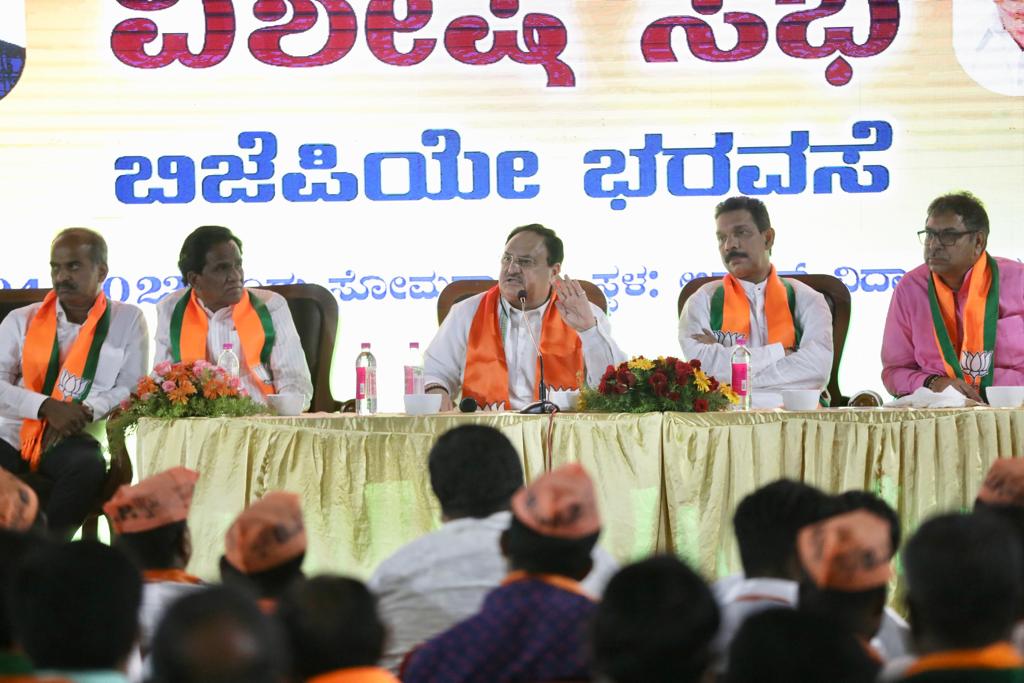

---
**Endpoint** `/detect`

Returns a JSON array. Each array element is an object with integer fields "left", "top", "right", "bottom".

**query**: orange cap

[
  {"left": 977, "top": 458, "right": 1024, "bottom": 507},
  {"left": 224, "top": 492, "right": 306, "bottom": 574},
  {"left": 0, "top": 469, "right": 38, "bottom": 532},
  {"left": 798, "top": 510, "right": 893, "bottom": 592},
  {"left": 103, "top": 467, "right": 199, "bottom": 534},
  {"left": 511, "top": 463, "right": 601, "bottom": 539}
]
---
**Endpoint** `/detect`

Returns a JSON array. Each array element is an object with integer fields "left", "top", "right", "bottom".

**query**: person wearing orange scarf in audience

[
  {"left": 278, "top": 576, "right": 400, "bottom": 683},
  {"left": 424, "top": 224, "right": 626, "bottom": 411},
  {"left": 881, "top": 192, "right": 1024, "bottom": 401},
  {"left": 153, "top": 226, "right": 312, "bottom": 409},
  {"left": 104, "top": 466, "right": 203, "bottom": 656},
  {"left": 219, "top": 491, "right": 306, "bottom": 614},
  {"left": 0, "top": 228, "right": 148, "bottom": 539},
  {"left": 679, "top": 196, "right": 833, "bottom": 402}
]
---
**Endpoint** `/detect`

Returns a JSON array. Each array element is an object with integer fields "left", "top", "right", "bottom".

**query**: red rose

[
  {"left": 675, "top": 361, "right": 692, "bottom": 379},
  {"left": 668, "top": 391, "right": 681, "bottom": 401},
  {"left": 694, "top": 398, "right": 709, "bottom": 412},
  {"left": 665, "top": 356, "right": 680, "bottom": 366},
  {"left": 617, "top": 369, "right": 637, "bottom": 387},
  {"left": 690, "top": 359, "right": 702, "bottom": 370},
  {"left": 615, "top": 383, "right": 629, "bottom": 394},
  {"left": 708, "top": 377, "right": 719, "bottom": 392},
  {"left": 599, "top": 378, "right": 609, "bottom": 394},
  {"left": 602, "top": 365, "right": 616, "bottom": 382}
]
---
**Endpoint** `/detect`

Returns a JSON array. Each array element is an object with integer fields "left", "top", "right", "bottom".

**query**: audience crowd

[{"left": 2, "top": 424, "right": 1023, "bottom": 683}]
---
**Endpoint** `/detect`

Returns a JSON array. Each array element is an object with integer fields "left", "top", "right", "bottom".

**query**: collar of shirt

[
  {"left": 498, "top": 294, "right": 550, "bottom": 340},
  {"left": 195, "top": 295, "right": 234, "bottom": 321},
  {"left": 719, "top": 576, "right": 797, "bottom": 606},
  {"left": 442, "top": 510, "right": 511, "bottom": 533}
]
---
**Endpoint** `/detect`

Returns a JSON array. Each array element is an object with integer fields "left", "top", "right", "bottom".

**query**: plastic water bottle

[
  {"left": 404, "top": 342, "right": 425, "bottom": 395},
  {"left": 355, "top": 343, "right": 377, "bottom": 415},
  {"left": 217, "top": 342, "right": 240, "bottom": 378},
  {"left": 731, "top": 336, "right": 751, "bottom": 411}
]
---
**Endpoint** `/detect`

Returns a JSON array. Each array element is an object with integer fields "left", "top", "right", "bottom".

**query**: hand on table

[
  {"left": 928, "top": 377, "right": 983, "bottom": 403},
  {"left": 426, "top": 386, "right": 454, "bottom": 412},
  {"left": 554, "top": 276, "right": 596, "bottom": 332}
]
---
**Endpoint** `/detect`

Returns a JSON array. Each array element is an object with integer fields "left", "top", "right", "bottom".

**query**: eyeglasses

[
  {"left": 501, "top": 254, "right": 539, "bottom": 269},
  {"left": 917, "top": 229, "right": 978, "bottom": 246}
]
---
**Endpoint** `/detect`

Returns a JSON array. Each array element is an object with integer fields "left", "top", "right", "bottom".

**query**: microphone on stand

[
  {"left": 458, "top": 397, "right": 478, "bottom": 413},
  {"left": 517, "top": 288, "right": 557, "bottom": 415}
]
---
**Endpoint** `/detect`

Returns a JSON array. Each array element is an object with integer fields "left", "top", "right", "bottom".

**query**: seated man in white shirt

[
  {"left": 369, "top": 425, "right": 618, "bottom": 672},
  {"left": 678, "top": 197, "right": 833, "bottom": 402},
  {"left": 0, "top": 228, "right": 148, "bottom": 538},
  {"left": 154, "top": 226, "right": 313, "bottom": 409},
  {"left": 424, "top": 224, "right": 626, "bottom": 411}
]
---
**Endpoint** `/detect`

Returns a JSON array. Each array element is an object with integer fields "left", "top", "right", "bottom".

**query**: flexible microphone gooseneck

[{"left": 517, "top": 289, "right": 557, "bottom": 415}]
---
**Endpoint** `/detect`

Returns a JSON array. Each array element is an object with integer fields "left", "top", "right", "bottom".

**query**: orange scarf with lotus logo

[
  {"left": 928, "top": 252, "right": 999, "bottom": 390},
  {"left": 19, "top": 291, "right": 110, "bottom": 471}
]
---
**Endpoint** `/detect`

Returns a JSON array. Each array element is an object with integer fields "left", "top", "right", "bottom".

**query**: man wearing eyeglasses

[
  {"left": 423, "top": 224, "right": 626, "bottom": 411},
  {"left": 881, "top": 191, "right": 1024, "bottom": 400}
]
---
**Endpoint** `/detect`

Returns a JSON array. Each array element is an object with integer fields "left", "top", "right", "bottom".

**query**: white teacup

[
  {"left": 549, "top": 389, "right": 581, "bottom": 412},
  {"left": 404, "top": 393, "right": 443, "bottom": 416},
  {"left": 987, "top": 386, "right": 1024, "bottom": 408},
  {"left": 781, "top": 389, "right": 820, "bottom": 411},
  {"left": 267, "top": 393, "right": 305, "bottom": 416}
]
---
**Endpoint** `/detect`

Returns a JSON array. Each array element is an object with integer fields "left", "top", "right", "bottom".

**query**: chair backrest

[
  {"left": 676, "top": 274, "right": 852, "bottom": 406},
  {"left": 0, "top": 288, "right": 50, "bottom": 324},
  {"left": 263, "top": 283, "right": 341, "bottom": 413},
  {"left": 437, "top": 279, "right": 608, "bottom": 325}
]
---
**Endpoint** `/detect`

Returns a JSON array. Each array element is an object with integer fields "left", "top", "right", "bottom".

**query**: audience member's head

[
  {"left": 975, "top": 458, "right": 1024, "bottom": 617},
  {"left": 149, "top": 586, "right": 288, "bottom": 683},
  {"left": 501, "top": 463, "right": 600, "bottom": 581},
  {"left": 904, "top": 512, "right": 1022, "bottom": 654},
  {"left": 428, "top": 425, "right": 524, "bottom": 520},
  {"left": 727, "top": 608, "right": 880, "bottom": 683},
  {"left": 220, "top": 492, "right": 306, "bottom": 601},
  {"left": 0, "top": 529, "right": 49, "bottom": 653},
  {"left": 105, "top": 466, "right": 198, "bottom": 570},
  {"left": 278, "top": 576, "right": 387, "bottom": 680},
  {"left": 0, "top": 468, "right": 40, "bottom": 532},
  {"left": 836, "top": 489, "right": 902, "bottom": 552},
  {"left": 9, "top": 540, "right": 141, "bottom": 672},
  {"left": 732, "top": 479, "right": 832, "bottom": 580},
  {"left": 797, "top": 509, "right": 893, "bottom": 642},
  {"left": 592, "top": 555, "right": 719, "bottom": 683}
]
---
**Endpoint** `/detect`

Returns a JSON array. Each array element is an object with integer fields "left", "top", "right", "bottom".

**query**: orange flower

[
  {"left": 202, "top": 376, "right": 231, "bottom": 400},
  {"left": 136, "top": 376, "right": 159, "bottom": 396},
  {"left": 166, "top": 363, "right": 193, "bottom": 384},
  {"left": 167, "top": 379, "right": 197, "bottom": 404}
]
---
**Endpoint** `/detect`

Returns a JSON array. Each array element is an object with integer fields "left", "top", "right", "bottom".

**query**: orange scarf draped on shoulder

[
  {"left": 713, "top": 265, "right": 797, "bottom": 348},
  {"left": 463, "top": 286, "right": 583, "bottom": 409},
  {"left": 307, "top": 667, "right": 402, "bottom": 683}
]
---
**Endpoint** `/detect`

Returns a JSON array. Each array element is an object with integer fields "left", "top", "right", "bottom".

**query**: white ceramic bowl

[
  {"left": 549, "top": 389, "right": 581, "bottom": 412},
  {"left": 781, "top": 389, "right": 820, "bottom": 411},
  {"left": 987, "top": 386, "right": 1024, "bottom": 408},
  {"left": 267, "top": 393, "right": 305, "bottom": 416},
  {"left": 404, "top": 393, "right": 443, "bottom": 415}
]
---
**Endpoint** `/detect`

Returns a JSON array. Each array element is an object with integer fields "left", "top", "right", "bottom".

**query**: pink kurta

[{"left": 881, "top": 256, "right": 1024, "bottom": 396}]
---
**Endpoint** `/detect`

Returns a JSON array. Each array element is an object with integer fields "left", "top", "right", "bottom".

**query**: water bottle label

[
  {"left": 404, "top": 366, "right": 423, "bottom": 395},
  {"left": 731, "top": 363, "right": 749, "bottom": 395},
  {"left": 357, "top": 367, "right": 376, "bottom": 400}
]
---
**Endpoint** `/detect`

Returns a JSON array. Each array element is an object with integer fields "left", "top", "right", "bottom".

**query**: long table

[{"left": 137, "top": 408, "right": 1024, "bottom": 601}]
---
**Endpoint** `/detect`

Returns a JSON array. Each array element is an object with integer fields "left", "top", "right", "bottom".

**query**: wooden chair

[
  {"left": 676, "top": 274, "right": 852, "bottom": 406},
  {"left": 0, "top": 287, "right": 127, "bottom": 540},
  {"left": 437, "top": 279, "right": 608, "bottom": 325}
]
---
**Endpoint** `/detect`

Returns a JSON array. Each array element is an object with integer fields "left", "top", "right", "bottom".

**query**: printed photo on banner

[
  {"left": 0, "top": 0, "right": 26, "bottom": 101},
  {"left": 953, "top": 0, "right": 1024, "bottom": 96}
]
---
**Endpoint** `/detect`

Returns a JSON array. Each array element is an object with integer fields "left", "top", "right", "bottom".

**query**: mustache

[
  {"left": 55, "top": 283, "right": 77, "bottom": 291},
  {"left": 725, "top": 251, "right": 748, "bottom": 261}
]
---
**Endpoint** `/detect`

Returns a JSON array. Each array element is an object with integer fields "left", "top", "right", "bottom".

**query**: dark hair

[
  {"left": 428, "top": 425, "right": 524, "bottom": 519},
  {"left": 592, "top": 555, "right": 720, "bottom": 683},
  {"left": 150, "top": 585, "right": 288, "bottom": 683},
  {"left": 52, "top": 227, "right": 108, "bottom": 267},
  {"left": 798, "top": 583, "right": 888, "bottom": 642},
  {"left": 904, "top": 513, "right": 1021, "bottom": 650},
  {"left": 502, "top": 515, "right": 597, "bottom": 580},
  {"left": 219, "top": 553, "right": 305, "bottom": 600},
  {"left": 10, "top": 540, "right": 141, "bottom": 670},
  {"left": 115, "top": 520, "right": 188, "bottom": 570},
  {"left": 0, "top": 529, "right": 50, "bottom": 650},
  {"left": 732, "top": 480, "right": 832, "bottom": 578},
  {"left": 836, "top": 490, "right": 901, "bottom": 552},
  {"left": 727, "top": 608, "right": 880, "bottom": 683},
  {"left": 505, "top": 224, "right": 564, "bottom": 266},
  {"left": 178, "top": 225, "right": 243, "bottom": 280},
  {"left": 927, "top": 191, "right": 989, "bottom": 234},
  {"left": 277, "top": 576, "right": 386, "bottom": 678},
  {"left": 975, "top": 500, "right": 1024, "bottom": 619},
  {"left": 714, "top": 196, "right": 771, "bottom": 232}
]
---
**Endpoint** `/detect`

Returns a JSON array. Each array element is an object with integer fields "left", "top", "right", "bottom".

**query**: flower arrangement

[
  {"left": 108, "top": 360, "right": 268, "bottom": 453},
  {"left": 580, "top": 356, "right": 738, "bottom": 414}
]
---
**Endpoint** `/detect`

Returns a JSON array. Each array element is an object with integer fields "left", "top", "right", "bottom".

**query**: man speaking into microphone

[{"left": 424, "top": 225, "right": 627, "bottom": 411}]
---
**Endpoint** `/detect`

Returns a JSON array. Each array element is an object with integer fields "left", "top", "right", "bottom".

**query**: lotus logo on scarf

[
  {"left": 0, "top": 1, "right": 26, "bottom": 102},
  {"left": 714, "top": 331, "right": 744, "bottom": 347},
  {"left": 960, "top": 350, "right": 994, "bottom": 383},
  {"left": 57, "top": 369, "right": 91, "bottom": 401}
]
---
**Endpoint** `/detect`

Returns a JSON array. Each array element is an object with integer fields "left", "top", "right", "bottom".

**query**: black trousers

[{"left": 0, "top": 433, "right": 106, "bottom": 538}]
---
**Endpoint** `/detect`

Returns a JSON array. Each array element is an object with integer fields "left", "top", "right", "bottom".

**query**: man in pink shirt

[{"left": 881, "top": 191, "right": 1024, "bottom": 400}]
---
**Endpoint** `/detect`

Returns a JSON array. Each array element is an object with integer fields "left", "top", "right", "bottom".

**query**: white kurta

[
  {"left": 0, "top": 299, "right": 149, "bottom": 450},
  {"left": 154, "top": 288, "right": 313, "bottom": 409},
  {"left": 678, "top": 276, "right": 833, "bottom": 392},
  {"left": 423, "top": 291, "right": 626, "bottom": 410}
]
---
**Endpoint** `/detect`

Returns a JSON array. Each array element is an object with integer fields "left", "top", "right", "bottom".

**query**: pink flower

[
  {"left": 154, "top": 361, "right": 172, "bottom": 376},
  {"left": 161, "top": 380, "right": 177, "bottom": 393},
  {"left": 193, "top": 359, "right": 212, "bottom": 373},
  {"left": 119, "top": 399, "right": 131, "bottom": 410},
  {"left": 228, "top": 376, "right": 242, "bottom": 390},
  {"left": 239, "top": 389, "right": 249, "bottom": 397},
  {"left": 139, "top": 392, "right": 153, "bottom": 401}
]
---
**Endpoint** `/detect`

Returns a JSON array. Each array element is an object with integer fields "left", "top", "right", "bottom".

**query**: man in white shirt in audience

[
  {"left": 679, "top": 196, "right": 833, "bottom": 402},
  {"left": 0, "top": 228, "right": 148, "bottom": 538},
  {"left": 424, "top": 224, "right": 626, "bottom": 411},
  {"left": 369, "top": 425, "right": 618, "bottom": 672},
  {"left": 154, "top": 226, "right": 312, "bottom": 409}
]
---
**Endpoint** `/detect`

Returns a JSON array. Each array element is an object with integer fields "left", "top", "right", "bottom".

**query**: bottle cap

[
  {"left": 409, "top": 342, "right": 419, "bottom": 349},
  {"left": 736, "top": 336, "right": 747, "bottom": 347},
  {"left": 222, "top": 343, "right": 233, "bottom": 350},
  {"left": 361, "top": 342, "right": 371, "bottom": 349}
]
